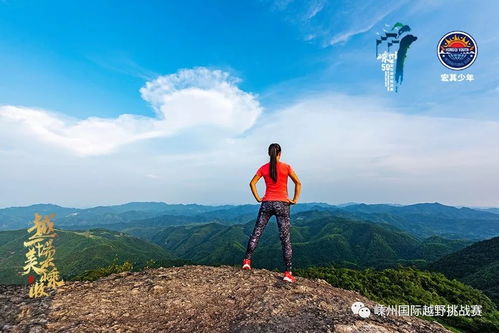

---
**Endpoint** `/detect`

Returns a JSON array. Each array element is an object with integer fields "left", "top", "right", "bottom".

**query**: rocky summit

[{"left": 1, "top": 265, "right": 451, "bottom": 332}]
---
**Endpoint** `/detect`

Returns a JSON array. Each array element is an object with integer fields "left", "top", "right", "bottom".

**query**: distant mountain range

[
  {"left": 2, "top": 201, "right": 499, "bottom": 240},
  {"left": 0, "top": 202, "right": 226, "bottom": 230},
  {"left": 474, "top": 207, "right": 499, "bottom": 215},
  {"left": 0, "top": 202, "right": 331, "bottom": 230},
  {"left": 331, "top": 202, "right": 499, "bottom": 240}
]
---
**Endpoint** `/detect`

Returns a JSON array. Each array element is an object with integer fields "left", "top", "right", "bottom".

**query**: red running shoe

[
  {"left": 242, "top": 259, "right": 251, "bottom": 270},
  {"left": 283, "top": 271, "right": 296, "bottom": 283}
]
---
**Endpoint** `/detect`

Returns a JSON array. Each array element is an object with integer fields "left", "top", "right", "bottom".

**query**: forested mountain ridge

[
  {"left": 429, "top": 236, "right": 499, "bottom": 307},
  {"left": 0, "top": 228, "right": 186, "bottom": 284}
]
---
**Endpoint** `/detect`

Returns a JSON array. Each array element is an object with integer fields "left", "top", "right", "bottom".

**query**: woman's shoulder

[
  {"left": 257, "top": 162, "right": 269, "bottom": 171},
  {"left": 279, "top": 161, "right": 291, "bottom": 168},
  {"left": 279, "top": 161, "right": 294, "bottom": 172}
]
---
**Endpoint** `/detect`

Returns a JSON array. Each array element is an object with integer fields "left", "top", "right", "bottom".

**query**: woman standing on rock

[{"left": 242, "top": 143, "right": 302, "bottom": 283}]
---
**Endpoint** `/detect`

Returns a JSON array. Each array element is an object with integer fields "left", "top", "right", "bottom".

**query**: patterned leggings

[{"left": 244, "top": 200, "right": 292, "bottom": 271}]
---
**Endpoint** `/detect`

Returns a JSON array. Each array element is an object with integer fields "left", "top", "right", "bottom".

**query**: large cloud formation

[
  {"left": 2, "top": 68, "right": 499, "bottom": 207},
  {"left": 0, "top": 67, "right": 262, "bottom": 156}
]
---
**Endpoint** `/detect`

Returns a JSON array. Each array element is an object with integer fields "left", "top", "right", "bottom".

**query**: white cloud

[
  {"left": 328, "top": 3, "right": 405, "bottom": 46},
  {"left": 142, "top": 94, "right": 499, "bottom": 206},
  {"left": 0, "top": 67, "right": 262, "bottom": 156},
  {"left": 328, "top": 18, "right": 382, "bottom": 46},
  {"left": 265, "top": 0, "right": 412, "bottom": 47},
  {"left": 3, "top": 85, "right": 499, "bottom": 207},
  {"left": 304, "top": 0, "right": 326, "bottom": 20}
]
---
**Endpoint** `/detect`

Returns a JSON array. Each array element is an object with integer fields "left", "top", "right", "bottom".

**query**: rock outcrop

[{"left": 1, "top": 265, "right": 451, "bottom": 332}]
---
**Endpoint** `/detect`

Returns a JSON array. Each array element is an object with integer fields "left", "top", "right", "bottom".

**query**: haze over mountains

[{"left": 2, "top": 201, "right": 499, "bottom": 240}]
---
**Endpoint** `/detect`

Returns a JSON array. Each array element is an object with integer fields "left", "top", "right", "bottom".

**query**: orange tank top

[{"left": 256, "top": 161, "right": 294, "bottom": 202}]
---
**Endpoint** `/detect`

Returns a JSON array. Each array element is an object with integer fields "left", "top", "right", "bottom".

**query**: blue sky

[
  {"left": 0, "top": 0, "right": 324, "bottom": 116},
  {"left": 1, "top": 0, "right": 498, "bottom": 208}
]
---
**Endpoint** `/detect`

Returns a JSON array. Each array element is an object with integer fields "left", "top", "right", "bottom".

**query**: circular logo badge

[{"left": 437, "top": 31, "right": 477, "bottom": 70}]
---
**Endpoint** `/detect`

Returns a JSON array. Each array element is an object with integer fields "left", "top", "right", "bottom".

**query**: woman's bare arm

[
  {"left": 288, "top": 169, "right": 301, "bottom": 204},
  {"left": 249, "top": 174, "right": 262, "bottom": 202}
]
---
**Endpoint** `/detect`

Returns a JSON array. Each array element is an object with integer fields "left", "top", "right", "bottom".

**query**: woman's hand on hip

[{"left": 288, "top": 199, "right": 297, "bottom": 205}]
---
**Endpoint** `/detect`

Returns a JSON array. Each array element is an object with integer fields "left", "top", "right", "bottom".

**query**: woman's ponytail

[{"left": 268, "top": 143, "right": 281, "bottom": 183}]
